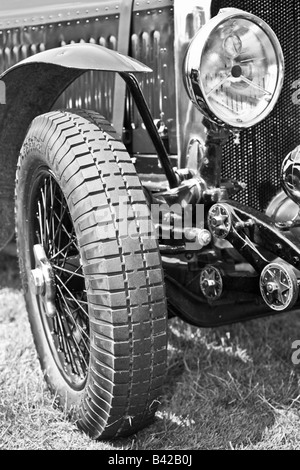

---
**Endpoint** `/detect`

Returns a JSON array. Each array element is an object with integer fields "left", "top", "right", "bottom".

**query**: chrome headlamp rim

[{"left": 183, "top": 8, "right": 285, "bottom": 129}]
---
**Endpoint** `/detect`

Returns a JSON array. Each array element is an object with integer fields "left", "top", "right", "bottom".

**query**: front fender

[{"left": 0, "top": 44, "right": 151, "bottom": 249}]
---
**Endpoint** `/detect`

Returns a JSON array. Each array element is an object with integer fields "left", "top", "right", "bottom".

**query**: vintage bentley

[{"left": 0, "top": 0, "right": 299, "bottom": 439}]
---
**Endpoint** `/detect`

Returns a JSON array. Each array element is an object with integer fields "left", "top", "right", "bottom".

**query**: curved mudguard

[{"left": 0, "top": 43, "right": 151, "bottom": 249}]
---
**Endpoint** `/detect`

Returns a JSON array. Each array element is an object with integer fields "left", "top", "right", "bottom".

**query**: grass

[{"left": 1, "top": 247, "right": 300, "bottom": 449}]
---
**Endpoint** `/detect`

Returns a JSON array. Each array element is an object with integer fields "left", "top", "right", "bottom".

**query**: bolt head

[
  {"left": 199, "top": 230, "right": 211, "bottom": 246},
  {"left": 266, "top": 282, "right": 278, "bottom": 294}
]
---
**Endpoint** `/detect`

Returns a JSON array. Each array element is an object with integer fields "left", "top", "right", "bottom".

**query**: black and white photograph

[{"left": 1, "top": 0, "right": 300, "bottom": 453}]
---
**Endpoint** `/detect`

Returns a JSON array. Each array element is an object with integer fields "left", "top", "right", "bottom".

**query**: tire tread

[{"left": 15, "top": 109, "right": 167, "bottom": 439}]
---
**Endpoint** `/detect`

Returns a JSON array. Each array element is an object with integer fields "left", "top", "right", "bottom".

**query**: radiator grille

[{"left": 211, "top": 0, "right": 300, "bottom": 211}]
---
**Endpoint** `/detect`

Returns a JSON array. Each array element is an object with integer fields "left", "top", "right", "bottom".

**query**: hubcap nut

[
  {"left": 30, "top": 268, "right": 45, "bottom": 295},
  {"left": 266, "top": 282, "right": 278, "bottom": 293}
]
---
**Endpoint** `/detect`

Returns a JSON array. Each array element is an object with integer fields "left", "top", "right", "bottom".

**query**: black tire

[{"left": 15, "top": 109, "right": 168, "bottom": 439}]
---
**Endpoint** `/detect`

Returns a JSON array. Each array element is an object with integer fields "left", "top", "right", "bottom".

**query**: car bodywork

[
  {"left": 0, "top": 42, "right": 152, "bottom": 247},
  {"left": 1, "top": 0, "right": 300, "bottom": 327}
]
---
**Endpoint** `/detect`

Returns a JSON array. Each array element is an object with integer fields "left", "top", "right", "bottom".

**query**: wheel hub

[
  {"left": 208, "top": 204, "right": 232, "bottom": 239},
  {"left": 260, "top": 262, "right": 299, "bottom": 311},
  {"left": 30, "top": 244, "right": 56, "bottom": 318},
  {"left": 266, "top": 282, "right": 279, "bottom": 294},
  {"left": 200, "top": 265, "right": 223, "bottom": 300}
]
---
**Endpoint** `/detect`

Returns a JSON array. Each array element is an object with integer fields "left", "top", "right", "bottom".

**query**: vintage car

[{"left": 0, "top": 0, "right": 299, "bottom": 439}]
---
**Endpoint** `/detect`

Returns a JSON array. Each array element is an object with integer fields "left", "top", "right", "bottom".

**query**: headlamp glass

[{"left": 184, "top": 10, "right": 284, "bottom": 128}]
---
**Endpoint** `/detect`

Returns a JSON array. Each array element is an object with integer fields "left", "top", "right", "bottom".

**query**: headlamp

[
  {"left": 281, "top": 146, "right": 300, "bottom": 206},
  {"left": 183, "top": 8, "right": 284, "bottom": 129}
]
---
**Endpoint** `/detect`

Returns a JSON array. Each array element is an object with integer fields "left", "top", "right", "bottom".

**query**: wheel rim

[{"left": 28, "top": 168, "right": 89, "bottom": 390}]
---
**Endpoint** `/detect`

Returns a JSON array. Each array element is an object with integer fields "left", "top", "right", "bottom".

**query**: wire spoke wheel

[
  {"left": 31, "top": 171, "right": 89, "bottom": 388},
  {"left": 15, "top": 109, "right": 168, "bottom": 439}
]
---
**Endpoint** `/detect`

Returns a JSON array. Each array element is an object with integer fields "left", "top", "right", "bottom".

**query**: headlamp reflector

[{"left": 184, "top": 9, "right": 284, "bottom": 129}]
